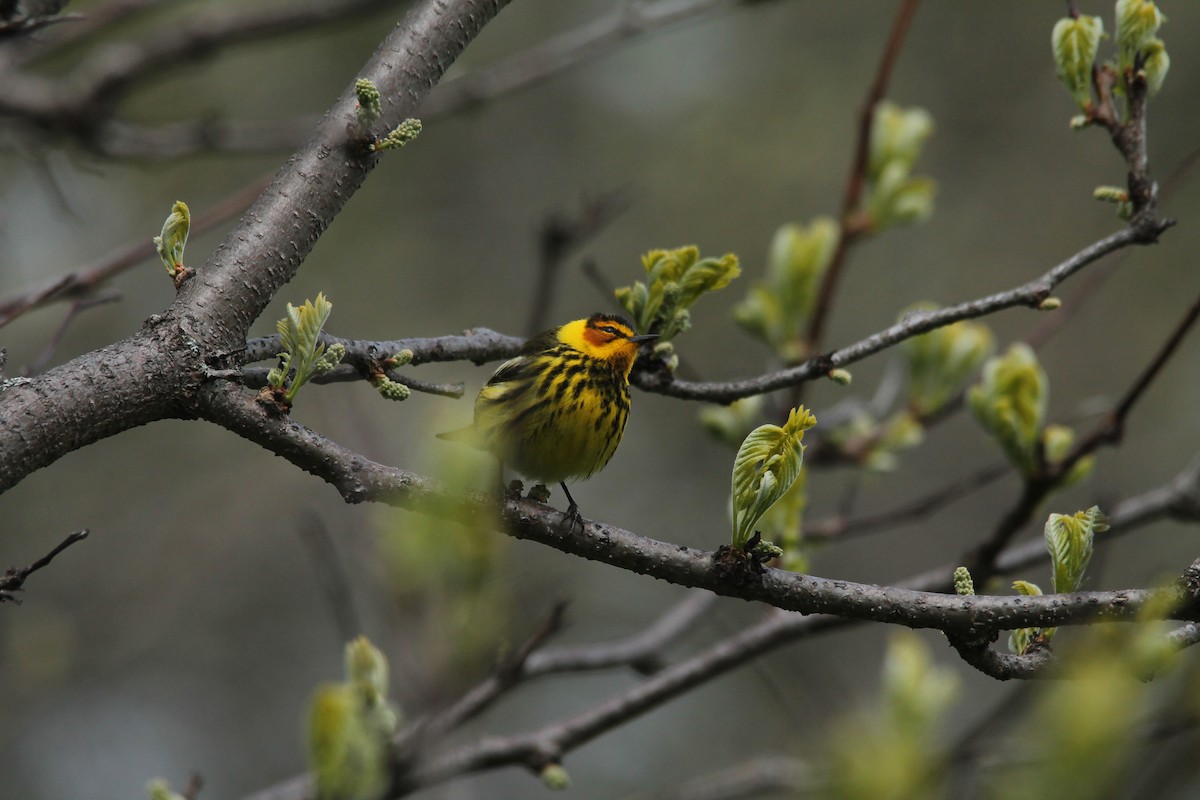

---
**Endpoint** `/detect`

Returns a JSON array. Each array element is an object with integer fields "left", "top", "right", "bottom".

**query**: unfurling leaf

[
  {"left": 731, "top": 406, "right": 816, "bottom": 550},
  {"left": 1009, "top": 580, "right": 1044, "bottom": 655},
  {"left": 869, "top": 102, "right": 934, "bottom": 181},
  {"left": 269, "top": 292, "right": 343, "bottom": 406},
  {"left": 153, "top": 200, "right": 190, "bottom": 276},
  {"left": 733, "top": 217, "right": 839, "bottom": 359},
  {"left": 1052, "top": 15, "right": 1104, "bottom": 109},
  {"left": 1116, "top": 0, "right": 1167, "bottom": 74},
  {"left": 903, "top": 304, "right": 994, "bottom": 417},
  {"left": 308, "top": 684, "right": 387, "bottom": 800},
  {"left": 1046, "top": 506, "right": 1107, "bottom": 595},
  {"left": 616, "top": 246, "right": 740, "bottom": 340},
  {"left": 968, "top": 343, "right": 1047, "bottom": 476}
]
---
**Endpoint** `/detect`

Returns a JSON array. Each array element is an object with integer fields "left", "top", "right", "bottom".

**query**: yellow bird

[{"left": 439, "top": 313, "right": 657, "bottom": 520}]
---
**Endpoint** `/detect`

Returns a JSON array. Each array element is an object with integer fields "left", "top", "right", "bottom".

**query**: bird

[{"left": 438, "top": 312, "right": 658, "bottom": 523}]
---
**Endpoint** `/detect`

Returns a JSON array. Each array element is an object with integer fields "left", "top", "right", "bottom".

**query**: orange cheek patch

[{"left": 582, "top": 327, "right": 609, "bottom": 348}]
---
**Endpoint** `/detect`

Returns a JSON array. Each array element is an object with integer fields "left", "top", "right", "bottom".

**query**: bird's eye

[{"left": 601, "top": 325, "right": 620, "bottom": 336}]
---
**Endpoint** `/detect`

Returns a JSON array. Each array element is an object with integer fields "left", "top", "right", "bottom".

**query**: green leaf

[
  {"left": 152, "top": 200, "right": 190, "bottom": 275},
  {"left": 731, "top": 406, "right": 816, "bottom": 549},
  {"left": 1141, "top": 37, "right": 1170, "bottom": 95},
  {"left": 869, "top": 102, "right": 934, "bottom": 181},
  {"left": 1009, "top": 580, "right": 1044, "bottom": 655},
  {"left": 1116, "top": 0, "right": 1166, "bottom": 74},
  {"left": 616, "top": 246, "right": 740, "bottom": 340},
  {"left": 1052, "top": 15, "right": 1104, "bottom": 109},
  {"left": 308, "top": 683, "right": 388, "bottom": 800},
  {"left": 904, "top": 304, "right": 995, "bottom": 416},
  {"left": 968, "top": 343, "right": 1047, "bottom": 476},
  {"left": 1045, "top": 506, "right": 1107, "bottom": 595},
  {"left": 272, "top": 292, "right": 342, "bottom": 403}
]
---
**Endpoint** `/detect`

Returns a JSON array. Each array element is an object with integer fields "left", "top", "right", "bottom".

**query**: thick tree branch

[
  {"left": 0, "top": 0, "right": 407, "bottom": 133},
  {"left": 196, "top": 381, "right": 1200, "bottom": 633},
  {"left": 0, "top": 0, "right": 514, "bottom": 494},
  {"left": 241, "top": 457, "right": 1200, "bottom": 799}
]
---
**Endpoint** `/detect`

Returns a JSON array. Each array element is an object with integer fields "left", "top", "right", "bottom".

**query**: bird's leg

[{"left": 559, "top": 481, "right": 583, "bottom": 533}]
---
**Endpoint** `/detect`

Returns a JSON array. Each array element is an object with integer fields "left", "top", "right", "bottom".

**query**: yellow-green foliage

[
  {"left": 615, "top": 245, "right": 740, "bottom": 341},
  {"left": 826, "top": 633, "right": 958, "bottom": 800},
  {"left": 968, "top": 343, "right": 1047, "bottom": 476},
  {"left": 307, "top": 637, "right": 399, "bottom": 800},
  {"left": 1052, "top": 15, "right": 1104, "bottom": 108},
  {"left": 866, "top": 102, "right": 936, "bottom": 231},
  {"left": 152, "top": 200, "right": 190, "bottom": 275},
  {"left": 903, "top": 304, "right": 994, "bottom": 417},
  {"left": 734, "top": 218, "right": 839, "bottom": 361},
  {"left": 731, "top": 406, "right": 816, "bottom": 550},
  {"left": 267, "top": 292, "right": 346, "bottom": 404}
]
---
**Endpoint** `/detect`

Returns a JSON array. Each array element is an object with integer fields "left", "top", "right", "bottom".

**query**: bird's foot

[{"left": 558, "top": 501, "right": 585, "bottom": 535}]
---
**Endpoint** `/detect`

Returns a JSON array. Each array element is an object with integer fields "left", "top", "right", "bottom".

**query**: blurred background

[{"left": 2, "top": 1, "right": 1200, "bottom": 798}]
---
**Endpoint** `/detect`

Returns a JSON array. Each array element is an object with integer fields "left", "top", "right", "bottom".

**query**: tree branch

[
  {"left": 196, "top": 380, "right": 1200, "bottom": 633},
  {"left": 0, "top": 529, "right": 89, "bottom": 603}
]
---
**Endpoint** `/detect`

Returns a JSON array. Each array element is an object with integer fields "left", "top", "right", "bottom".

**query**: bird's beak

[{"left": 629, "top": 333, "right": 659, "bottom": 343}]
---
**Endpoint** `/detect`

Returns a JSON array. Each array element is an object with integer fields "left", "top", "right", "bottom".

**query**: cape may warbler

[{"left": 439, "top": 313, "right": 657, "bottom": 520}]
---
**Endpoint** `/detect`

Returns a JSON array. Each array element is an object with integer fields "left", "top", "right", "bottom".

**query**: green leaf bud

[
  {"left": 308, "top": 683, "right": 387, "bottom": 800},
  {"left": 375, "top": 376, "right": 411, "bottom": 402},
  {"left": 1009, "top": 579, "right": 1045, "bottom": 654},
  {"left": 146, "top": 780, "right": 184, "bottom": 800},
  {"left": 153, "top": 200, "right": 190, "bottom": 276},
  {"left": 1038, "top": 297, "right": 1063, "bottom": 311},
  {"left": 869, "top": 102, "right": 934, "bottom": 181},
  {"left": 869, "top": 162, "right": 937, "bottom": 231},
  {"left": 354, "top": 78, "right": 381, "bottom": 130},
  {"left": 345, "top": 635, "right": 389, "bottom": 704},
  {"left": 617, "top": 246, "right": 739, "bottom": 340},
  {"left": 389, "top": 349, "right": 414, "bottom": 368},
  {"left": 904, "top": 304, "right": 994, "bottom": 417},
  {"left": 1051, "top": 15, "right": 1104, "bottom": 109},
  {"left": 968, "top": 343, "right": 1047, "bottom": 476},
  {"left": 541, "top": 764, "right": 571, "bottom": 790},
  {"left": 827, "top": 368, "right": 853, "bottom": 386},
  {"left": 699, "top": 395, "right": 765, "bottom": 447},
  {"left": 1116, "top": 0, "right": 1166, "bottom": 74},
  {"left": 371, "top": 118, "right": 423, "bottom": 151},
  {"left": 1093, "top": 185, "right": 1130, "bottom": 204},
  {"left": 1140, "top": 37, "right": 1170, "bottom": 95},
  {"left": 953, "top": 567, "right": 975, "bottom": 596}
]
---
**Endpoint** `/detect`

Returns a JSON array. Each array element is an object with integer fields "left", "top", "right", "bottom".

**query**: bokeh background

[{"left": 2, "top": 1, "right": 1200, "bottom": 798}]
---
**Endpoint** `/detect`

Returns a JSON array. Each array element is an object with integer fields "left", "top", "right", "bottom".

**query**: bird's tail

[{"left": 435, "top": 424, "right": 485, "bottom": 449}]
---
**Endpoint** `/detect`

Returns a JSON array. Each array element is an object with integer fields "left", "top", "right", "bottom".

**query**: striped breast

[{"left": 474, "top": 345, "right": 632, "bottom": 483}]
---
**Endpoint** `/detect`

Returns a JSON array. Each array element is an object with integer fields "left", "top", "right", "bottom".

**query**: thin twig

[
  {"left": 802, "top": 0, "right": 921, "bottom": 359},
  {"left": 296, "top": 511, "right": 361, "bottom": 645},
  {"left": 1062, "top": 289, "right": 1200, "bottom": 471},
  {"left": 0, "top": 529, "right": 90, "bottom": 603},
  {"left": 634, "top": 223, "right": 1171, "bottom": 403},
  {"left": 0, "top": 175, "right": 270, "bottom": 327},
  {"left": 805, "top": 462, "right": 1011, "bottom": 542},
  {"left": 526, "top": 188, "right": 633, "bottom": 336}
]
